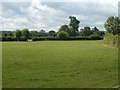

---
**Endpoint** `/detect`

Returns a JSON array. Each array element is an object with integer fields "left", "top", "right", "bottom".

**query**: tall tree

[
  {"left": 22, "top": 28, "right": 30, "bottom": 39},
  {"left": 104, "top": 16, "right": 120, "bottom": 35},
  {"left": 48, "top": 30, "right": 56, "bottom": 37},
  {"left": 38, "top": 30, "right": 47, "bottom": 37},
  {"left": 69, "top": 16, "right": 80, "bottom": 36},
  {"left": 58, "top": 25, "right": 70, "bottom": 36},
  {"left": 15, "top": 29, "right": 22, "bottom": 40},
  {"left": 30, "top": 31, "right": 39, "bottom": 37}
]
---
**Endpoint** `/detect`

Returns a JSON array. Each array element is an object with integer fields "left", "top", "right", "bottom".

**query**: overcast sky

[{"left": 0, "top": 0, "right": 119, "bottom": 32}]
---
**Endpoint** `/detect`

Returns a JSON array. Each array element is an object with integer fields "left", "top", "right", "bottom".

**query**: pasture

[{"left": 2, "top": 40, "right": 118, "bottom": 88}]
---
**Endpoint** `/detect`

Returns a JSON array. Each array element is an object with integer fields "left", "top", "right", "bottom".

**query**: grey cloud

[{"left": 1, "top": 1, "right": 118, "bottom": 31}]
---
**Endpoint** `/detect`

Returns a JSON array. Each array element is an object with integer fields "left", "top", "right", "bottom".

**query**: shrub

[
  {"left": 32, "top": 37, "right": 46, "bottom": 41},
  {"left": 104, "top": 33, "right": 119, "bottom": 47},
  {"left": 88, "top": 35, "right": 103, "bottom": 40},
  {"left": 19, "top": 37, "right": 28, "bottom": 41},
  {"left": 0, "top": 36, "right": 18, "bottom": 41},
  {"left": 57, "top": 31, "right": 69, "bottom": 40}
]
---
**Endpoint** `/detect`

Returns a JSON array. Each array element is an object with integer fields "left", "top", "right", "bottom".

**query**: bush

[
  {"left": 32, "top": 37, "right": 46, "bottom": 41},
  {"left": 0, "top": 36, "right": 28, "bottom": 42},
  {"left": 0, "top": 36, "right": 18, "bottom": 41},
  {"left": 19, "top": 37, "right": 28, "bottom": 41},
  {"left": 57, "top": 31, "right": 69, "bottom": 40},
  {"left": 104, "top": 33, "right": 119, "bottom": 47},
  {"left": 88, "top": 35, "right": 103, "bottom": 40}
]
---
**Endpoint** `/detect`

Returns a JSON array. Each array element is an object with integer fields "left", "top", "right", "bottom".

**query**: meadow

[{"left": 2, "top": 40, "right": 118, "bottom": 88}]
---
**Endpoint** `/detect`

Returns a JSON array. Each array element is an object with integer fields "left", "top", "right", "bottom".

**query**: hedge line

[
  {"left": 32, "top": 35, "right": 103, "bottom": 41},
  {"left": 0, "top": 37, "right": 28, "bottom": 41}
]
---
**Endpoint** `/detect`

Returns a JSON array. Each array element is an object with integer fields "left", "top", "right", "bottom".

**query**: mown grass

[{"left": 2, "top": 40, "right": 118, "bottom": 88}]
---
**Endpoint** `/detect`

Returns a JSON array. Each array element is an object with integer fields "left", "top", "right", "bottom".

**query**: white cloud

[{"left": 0, "top": 0, "right": 118, "bottom": 31}]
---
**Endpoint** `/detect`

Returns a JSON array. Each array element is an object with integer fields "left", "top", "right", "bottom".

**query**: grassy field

[{"left": 2, "top": 40, "right": 118, "bottom": 88}]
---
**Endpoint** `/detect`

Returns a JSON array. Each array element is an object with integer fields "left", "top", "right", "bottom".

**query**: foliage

[
  {"left": 19, "top": 37, "right": 28, "bottom": 41},
  {"left": 69, "top": 16, "right": 80, "bottom": 36},
  {"left": 104, "top": 33, "right": 119, "bottom": 47},
  {"left": 0, "top": 36, "right": 17, "bottom": 41},
  {"left": 104, "top": 16, "right": 120, "bottom": 35},
  {"left": 80, "top": 26, "right": 93, "bottom": 36},
  {"left": 22, "top": 28, "right": 30, "bottom": 39},
  {"left": 38, "top": 30, "right": 48, "bottom": 37},
  {"left": 48, "top": 30, "right": 56, "bottom": 37},
  {"left": 57, "top": 31, "right": 69, "bottom": 40},
  {"left": 30, "top": 31, "right": 39, "bottom": 38},
  {"left": 15, "top": 29, "right": 22, "bottom": 40},
  {"left": 58, "top": 25, "right": 70, "bottom": 36}
]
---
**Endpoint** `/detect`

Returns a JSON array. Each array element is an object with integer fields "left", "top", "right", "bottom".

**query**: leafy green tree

[
  {"left": 22, "top": 29, "right": 30, "bottom": 39},
  {"left": 58, "top": 25, "right": 70, "bottom": 35},
  {"left": 69, "top": 16, "right": 80, "bottom": 36},
  {"left": 57, "top": 31, "right": 69, "bottom": 40},
  {"left": 92, "top": 27, "right": 99, "bottom": 35},
  {"left": 38, "top": 30, "right": 48, "bottom": 37},
  {"left": 2, "top": 33, "right": 7, "bottom": 37},
  {"left": 104, "top": 16, "right": 120, "bottom": 35},
  {"left": 92, "top": 27, "right": 99, "bottom": 32},
  {"left": 30, "top": 31, "right": 39, "bottom": 38},
  {"left": 80, "top": 26, "right": 92, "bottom": 36},
  {"left": 15, "top": 29, "right": 22, "bottom": 40},
  {"left": 7, "top": 32, "right": 14, "bottom": 37},
  {"left": 48, "top": 30, "right": 56, "bottom": 37}
]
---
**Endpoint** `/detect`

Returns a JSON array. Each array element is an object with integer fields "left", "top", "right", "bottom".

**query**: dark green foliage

[
  {"left": 32, "top": 35, "right": 103, "bottom": 41},
  {"left": 32, "top": 37, "right": 59, "bottom": 41},
  {"left": 0, "top": 36, "right": 28, "bottom": 42},
  {"left": 80, "top": 26, "right": 93, "bottom": 36},
  {"left": 15, "top": 29, "right": 22, "bottom": 40},
  {"left": 38, "top": 30, "right": 48, "bottom": 37},
  {"left": 88, "top": 35, "right": 103, "bottom": 40},
  {"left": 19, "top": 37, "right": 28, "bottom": 41},
  {"left": 69, "top": 16, "right": 80, "bottom": 36},
  {"left": 22, "top": 28, "right": 30, "bottom": 39},
  {"left": 48, "top": 30, "right": 56, "bottom": 37},
  {"left": 0, "top": 36, "right": 17, "bottom": 41},
  {"left": 30, "top": 31, "right": 39, "bottom": 38}
]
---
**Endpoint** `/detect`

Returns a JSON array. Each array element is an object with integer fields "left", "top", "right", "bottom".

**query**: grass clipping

[{"left": 103, "top": 33, "right": 120, "bottom": 48}]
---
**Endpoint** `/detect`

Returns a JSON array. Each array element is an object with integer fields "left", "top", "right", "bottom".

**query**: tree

[
  {"left": 92, "top": 27, "right": 99, "bottom": 32},
  {"left": 58, "top": 25, "right": 70, "bottom": 35},
  {"left": 69, "top": 16, "right": 80, "bottom": 36},
  {"left": 80, "top": 26, "right": 93, "bottom": 36},
  {"left": 48, "top": 30, "right": 56, "bottom": 37},
  {"left": 92, "top": 27, "right": 99, "bottom": 35},
  {"left": 7, "top": 31, "right": 14, "bottom": 37},
  {"left": 104, "top": 16, "right": 120, "bottom": 35},
  {"left": 22, "top": 28, "right": 30, "bottom": 39},
  {"left": 30, "top": 31, "right": 39, "bottom": 38},
  {"left": 38, "top": 30, "right": 48, "bottom": 37},
  {"left": 57, "top": 31, "right": 69, "bottom": 40},
  {"left": 15, "top": 29, "right": 22, "bottom": 40}
]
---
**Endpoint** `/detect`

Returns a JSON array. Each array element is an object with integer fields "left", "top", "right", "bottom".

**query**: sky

[{"left": 0, "top": 0, "right": 119, "bottom": 32}]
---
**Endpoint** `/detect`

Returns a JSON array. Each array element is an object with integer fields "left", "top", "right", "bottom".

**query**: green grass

[{"left": 2, "top": 40, "right": 118, "bottom": 88}]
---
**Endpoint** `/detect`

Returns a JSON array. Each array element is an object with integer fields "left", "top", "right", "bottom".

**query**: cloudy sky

[{"left": 0, "top": 0, "right": 119, "bottom": 32}]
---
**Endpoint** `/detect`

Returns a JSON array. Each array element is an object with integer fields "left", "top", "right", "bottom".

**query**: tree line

[
  {"left": 1, "top": 15, "right": 119, "bottom": 41},
  {"left": 0, "top": 16, "right": 105, "bottom": 41}
]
